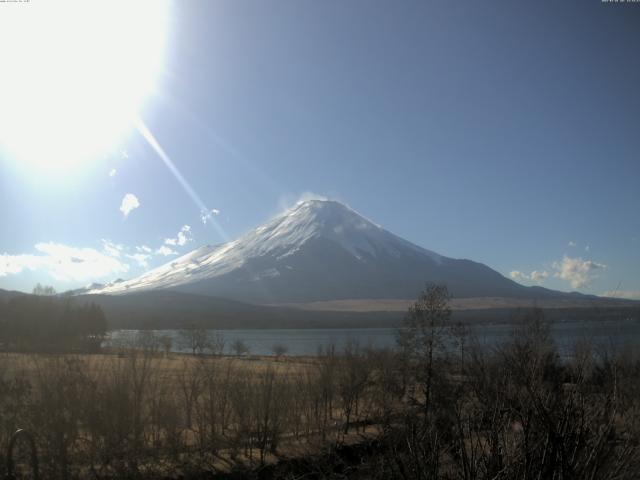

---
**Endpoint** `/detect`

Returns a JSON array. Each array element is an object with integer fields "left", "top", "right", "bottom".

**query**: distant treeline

[
  {"left": 79, "top": 291, "right": 640, "bottom": 330},
  {"left": 0, "top": 295, "right": 107, "bottom": 352}
]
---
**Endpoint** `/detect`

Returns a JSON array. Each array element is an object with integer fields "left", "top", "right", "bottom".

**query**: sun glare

[{"left": 0, "top": 0, "right": 169, "bottom": 173}]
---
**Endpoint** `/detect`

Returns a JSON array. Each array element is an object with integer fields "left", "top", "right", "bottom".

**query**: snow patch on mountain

[{"left": 88, "top": 200, "right": 443, "bottom": 295}]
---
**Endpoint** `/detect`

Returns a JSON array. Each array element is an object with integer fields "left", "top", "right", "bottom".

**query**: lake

[{"left": 107, "top": 318, "right": 640, "bottom": 357}]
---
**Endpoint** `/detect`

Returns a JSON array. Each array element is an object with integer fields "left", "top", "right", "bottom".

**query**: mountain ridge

[{"left": 87, "top": 199, "right": 599, "bottom": 304}]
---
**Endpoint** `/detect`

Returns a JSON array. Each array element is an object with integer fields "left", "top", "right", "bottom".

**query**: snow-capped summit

[
  {"left": 238, "top": 199, "right": 443, "bottom": 263},
  {"left": 88, "top": 199, "right": 562, "bottom": 303}
]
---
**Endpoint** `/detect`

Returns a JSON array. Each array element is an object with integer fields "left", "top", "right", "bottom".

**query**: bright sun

[{"left": 0, "top": 0, "right": 169, "bottom": 173}]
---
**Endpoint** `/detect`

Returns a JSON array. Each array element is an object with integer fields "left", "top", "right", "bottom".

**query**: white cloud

[
  {"left": 102, "top": 239, "right": 124, "bottom": 257},
  {"left": 530, "top": 270, "right": 549, "bottom": 282},
  {"left": 0, "top": 253, "right": 38, "bottom": 277},
  {"left": 178, "top": 225, "right": 191, "bottom": 246},
  {"left": 127, "top": 253, "right": 151, "bottom": 268},
  {"left": 164, "top": 225, "right": 192, "bottom": 247},
  {"left": 510, "top": 270, "right": 549, "bottom": 284},
  {"left": 120, "top": 193, "right": 140, "bottom": 217},
  {"left": 0, "top": 222, "right": 201, "bottom": 284},
  {"left": 200, "top": 208, "right": 221, "bottom": 224},
  {"left": 601, "top": 290, "right": 640, "bottom": 300},
  {"left": 509, "top": 271, "right": 528, "bottom": 282},
  {"left": 552, "top": 255, "right": 606, "bottom": 289},
  {"left": 295, "top": 192, "right": 328, "bottom": 204},
  {"left": 568, "top": 241, "right": 576, "bottom": 247},
  {"left": 109, "top": 168, "right": 117, "bottom": 177},
  {"left": 585, "top": 245, "right": 590, "bottom": 252},
  {"left": 0, "top": 243, "right": 129, "bottom": 282},
  {"left": 121, "top": 150, "right": 129, "bottom": 159},
  {"left": 156, "top": 245, "right": 177, "bottom": 256},
  {"left": 277, "top": 192, "right": 330, "bottom": 215}
]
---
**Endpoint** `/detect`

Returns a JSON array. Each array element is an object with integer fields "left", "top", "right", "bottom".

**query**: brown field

[
  {"left": 0, "top": 345, "right": 388, "bottom": 479},
  {"left": 1, "top": 351, "right": 314, "bottom": 380},
  {"left": 269, "top": 295, "right": 638, "bottom": 312}
]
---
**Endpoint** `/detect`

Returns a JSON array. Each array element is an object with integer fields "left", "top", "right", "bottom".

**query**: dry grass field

[
  {"left": 0, "top": 344, "right": 389, "bottom": 478},
  {"left": 271, "top": 296, "right": 639, "bottom": 312},
  {"left": 1, "top": 351, "right": 314, "bottom": 382}
]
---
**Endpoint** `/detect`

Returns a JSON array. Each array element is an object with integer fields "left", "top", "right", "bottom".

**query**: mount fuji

[{"left": 88, "top": 199, "right": 584, "bottom": 305}]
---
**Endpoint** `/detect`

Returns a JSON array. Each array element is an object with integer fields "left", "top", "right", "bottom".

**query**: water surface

[{"left": 107, "top": 318, "right": 640, "bottom": 357}]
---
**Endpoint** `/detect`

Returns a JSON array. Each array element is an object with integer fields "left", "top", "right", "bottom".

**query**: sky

[{"left": 0, "top": 0, "right": 638, "bottom": 298}]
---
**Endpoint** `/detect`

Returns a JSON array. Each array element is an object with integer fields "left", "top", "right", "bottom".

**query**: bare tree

[
  {"left": 271, "top": 343, "right": 288, "bottom": 360},
  {"left": 207, "top": 332, "right": 226, "bottom": 356},
  {"left": 231, "top": 339, "right": 249, "bottom": 357},
  {"left": 32, "top": 283, "right": 57, "bottom": 296},
  {"left": 135, "top": 330, "right": 160, "bottom": 355},
  {"left": 337, "top": 342, "right": 371, "bottom": 433},
  {"left": 179, "top": 325, "right": 209, "bottom": 356},
  {"left": 450, "top": 321, "right": 469, "bottom": 372},
  {"left": 397, "top": 283, "right": 451, "bottom": 414},
  {"left": 251, "top": 367, "right": 291, "bottom": 464},
  {"left": 159, "top": 334, "right": 173, "bottom": 357}
]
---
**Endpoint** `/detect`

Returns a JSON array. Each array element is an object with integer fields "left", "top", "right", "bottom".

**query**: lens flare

[{"left": 0, "top": 0, "right": 169, "bottom": 174}]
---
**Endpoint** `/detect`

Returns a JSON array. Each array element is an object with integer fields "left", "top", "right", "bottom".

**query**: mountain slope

[
  {"left": 0, "top": 288, "right": 27, "bottom": 301},
  {"left": 89, "top": 200, "right": 585, "bottom": 303}
]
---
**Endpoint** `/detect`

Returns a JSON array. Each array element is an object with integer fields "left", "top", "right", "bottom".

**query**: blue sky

[{"left": 0, "top": 0, "right": 638, "bottom": 298}]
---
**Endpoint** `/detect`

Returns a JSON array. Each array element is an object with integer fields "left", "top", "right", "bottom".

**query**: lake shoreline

[{"left": 106, "top": 317, "right": 640, "bottom": 357}]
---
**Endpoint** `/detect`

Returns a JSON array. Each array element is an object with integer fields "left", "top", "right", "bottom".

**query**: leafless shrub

[
  {"left": 231, "top": 339, "right": 250, "bottom": 357},
  {"left": 336, "top": 341, "right": 371, "bottom": 434},
  {"left": 179, "top": 325, "right": 210, "bottom": 356},
  {"left": 271, "top": 343, "right": 288, "bottom": 360}
]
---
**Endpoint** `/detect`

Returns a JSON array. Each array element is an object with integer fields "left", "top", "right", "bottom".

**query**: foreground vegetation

[{"left": 0, "top": 286, "right": 639, "bottom": 478}]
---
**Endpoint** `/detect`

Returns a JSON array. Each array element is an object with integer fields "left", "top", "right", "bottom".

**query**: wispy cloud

[
  {"left": 296, "top": 192, "right": 328, "bottom": 204},
  {"left": 0, "top": 243, "right": 129, "bottom": 282},
  {"left": 109, "top": 168, "right": 117, "bottom": 177},
  {"left": 552, "top": 256, "right": 606, "bottom": 289},
  {"left": 530, "top": 270, "right": 549, "bottom": 282},
  {"left": 276, "top": 192, "right": 330, "bottom": 215},
  {"left": 568, "top": 241, "right": 576, "bottom": 247},
  {"left": 0, "top": 218, "right": 199, "bottom": 285},
  {"left": 509, "top": 270, "right": 549, "bottom": 284},
  {"left": 200, "top": 208, "right": 221, "bottom": 225},
  {"left": 120, "top": 193, "right": 140, "bottom": 218},
  {"left": 164, "top": 225, "right": 192, "bottom": 247},
  {"left": 510, "top": 271, "right": 527, "bottom": 282},
  {"left": 156, "top": 245, "right": 177, "bottom": 256},
  {"left": 102, "top": 239, "right": 124, "bottom": 257},
  {"left": 127, "top": 253, "right": 151, "bottom": 268}
]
